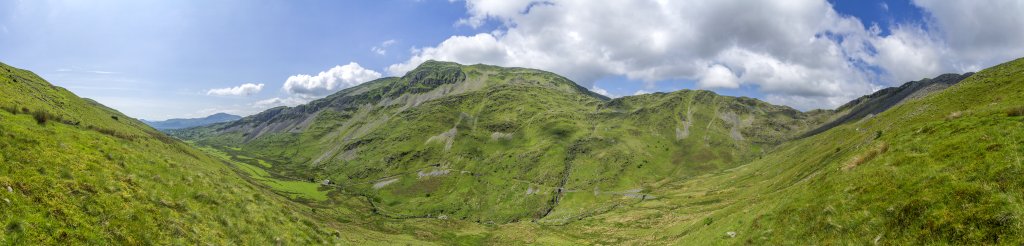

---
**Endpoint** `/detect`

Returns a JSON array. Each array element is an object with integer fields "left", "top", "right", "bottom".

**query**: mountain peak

[{"left": 209, "top": 112, "right": 234, "bottom": 117}]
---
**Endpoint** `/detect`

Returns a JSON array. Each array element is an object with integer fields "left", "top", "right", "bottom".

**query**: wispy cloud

[
  {"left": 371, "top": 39, "right": 397, "bottom": 55},
  {"left": 252, "top": 96, "right": 310, "bottom": 108}
]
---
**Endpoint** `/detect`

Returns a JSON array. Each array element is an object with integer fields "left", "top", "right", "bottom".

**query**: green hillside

[
  {"left": 538, "top": 58, "right": 1024, "bottom": 244},
  {"left": 0, "top": 62, "right": 430, "bottom": 244},
  {"left": 4, "top": 56, "right": 1024, "bottom": 245},
  {"left": 175, "top": 61, "right": 828, "bottom": 224}
]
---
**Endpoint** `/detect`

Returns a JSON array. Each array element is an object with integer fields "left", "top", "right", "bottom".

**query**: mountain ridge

[
  {"left": 801, "top": 72, "right": 974, "bottom": 137},
  {"left": 6, "top": 57, "right": 1024, "bottom": 244},
  {"left": 142, "top": 112, "right": 242, "bottom": 130},
  {"left": 171, "top": 60, "right": 901, "bottom": 224}
]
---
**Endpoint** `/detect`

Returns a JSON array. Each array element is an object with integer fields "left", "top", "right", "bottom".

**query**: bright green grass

[
  {"left": 6, "top": 57, "right": 1024, "bottom": 244},
  {"left": 524, "top": 57, "right": 1024, "bottom": 244},
  {"left": 192, "top": 145, "right": 327, "bottom": 201},
  {"left": 178, "top": 62, "right": 812, "bottom": 224},
  {"left": 0, "top": 62, "right": 432, "bottom": 245},
  {"left": 0, "top": 108, "right": 342, "bottom": 244}
]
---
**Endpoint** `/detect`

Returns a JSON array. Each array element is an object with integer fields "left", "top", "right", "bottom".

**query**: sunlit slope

[
  {"left": 0, "top": 62, "right": 427, "bottom": 245},
  {"left": 175, "top": 61, "right": 822, "bottom": 223},
  {"left": 546, "top": 58, "right": 1024, "bottom": 244}
]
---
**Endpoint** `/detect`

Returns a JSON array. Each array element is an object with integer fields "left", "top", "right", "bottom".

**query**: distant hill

[{"left": 142, "top": 113, "right": 241, "bottom": 130}]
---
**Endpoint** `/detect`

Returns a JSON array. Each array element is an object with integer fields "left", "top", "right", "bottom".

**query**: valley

[{"left": 2, "top": 57, "right": 1023, "bottom": 244}]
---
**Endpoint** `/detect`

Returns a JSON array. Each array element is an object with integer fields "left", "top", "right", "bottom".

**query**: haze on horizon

[{"left": 1, "top": 0, "right": 1022, "bottom": 120}]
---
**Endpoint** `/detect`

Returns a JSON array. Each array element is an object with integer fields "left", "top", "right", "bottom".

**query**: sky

[{"left": 1, "top": 0, "right": 1023, "bottom": 120}]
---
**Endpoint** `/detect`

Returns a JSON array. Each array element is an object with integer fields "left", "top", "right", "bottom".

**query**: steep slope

[
  {"left": 802, "top": 73, "right": 973, "bottom": 136},
  {"left": 175, "top": 61, "right": 822, "bottom": 223},
  {"left": 142, "top": 113, "right": 241, "bottom": 130},
  {"left": 0, "top": 62, "right": 429, "bottom": 244},
  {"left": 6, "top": 55, "right": 1022, "bottom": 244},
  {"left": 540, "top": 58, "right": 1024, "bottom": 244}
]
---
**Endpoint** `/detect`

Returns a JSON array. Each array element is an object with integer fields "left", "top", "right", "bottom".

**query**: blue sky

[{"left": 1, "top": 0, "right": 1022, "bottom": 120}]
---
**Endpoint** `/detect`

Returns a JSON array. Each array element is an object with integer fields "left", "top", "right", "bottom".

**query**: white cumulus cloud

[
  {"left": 387, "top": 0, "right": 1024, "bottom": 110},
  {"left": 698, "top": 65, "right": 740, "bottom": 89},
  {"left": 283, "top": 62, "right": 382, "bottom": 97},
  {"left": 207, "top": 83, "right": 264, "bottom": 96},
  {"left": 911, "top": 0, "right": 1024, "bottom": 70}
]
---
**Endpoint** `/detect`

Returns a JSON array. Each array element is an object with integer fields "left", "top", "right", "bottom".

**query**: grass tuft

[
  {"left": 1007, "top": 106, "right": 1024, "bottom": 117},
  {"left": 843, "top": 142, "right": 888, "bottom": 171},
  {"left": 946, "top": 111, "right": 963, "bottom": 120},
  {"left": 32, "top": 110, "right": 48, "bottom": 125},
  {"left": 6, "top": 220, "right": 22, "bottom": 233}
]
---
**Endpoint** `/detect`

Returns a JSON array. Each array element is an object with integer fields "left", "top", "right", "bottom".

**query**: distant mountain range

[{"left": 142, "top": 113, "right": 241, "bottom": 130}]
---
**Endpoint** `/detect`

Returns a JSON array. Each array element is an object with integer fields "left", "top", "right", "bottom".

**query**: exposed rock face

[
  {"left": 373, "top": 178, "right": 399, "bottom": 189},
  {"left": 719, "top": 111, "right": 744, "bottom": 141},
  {"left": 802, "top": 73, "right": 974, "bottom": 137},
  {"left": 426, "top": 127, "right": 458, "bottom": 151},
  {"left": 490, "top": 132, "right": 513, "bottom": 141},
  {"left": 676, "top": 107, "right": 693, "bottom": 140},
  {"left": 191, "top": 61, "right": 473, "bottom": 142}
]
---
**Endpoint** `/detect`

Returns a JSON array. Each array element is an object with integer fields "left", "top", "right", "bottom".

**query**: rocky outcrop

[{"left": 802, "top": 73, "right": 973, "bottom": 137}]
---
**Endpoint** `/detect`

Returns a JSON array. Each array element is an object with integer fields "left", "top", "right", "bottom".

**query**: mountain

[
  {"left": 142, "top": 113, "right": 241, "bottom": 130},
  {"left": 5, "top": 57, "right": 1024, "bottom": 244},
  {"left": 174, "top": 58, "right": 1024, "bottom": 244},
  {"left": 801, "top": 72, "right": 974, "bottom": 137},
  {"left": 561, "top": 57, "right": 1024, "bottom": 244},
  {"left": 174, "top": 60, "right": 833, "bottom": 223}
]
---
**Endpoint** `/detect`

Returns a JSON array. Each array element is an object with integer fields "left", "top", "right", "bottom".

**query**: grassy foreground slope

[
  {"left": 541, "top": 58, "right": 1024, "bottom": 244},
  {"left": 0, "top": 62, "right": 429, "bottom": 244}
]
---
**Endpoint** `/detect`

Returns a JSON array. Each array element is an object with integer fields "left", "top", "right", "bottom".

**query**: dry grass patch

[
  {"left": 843, "top": 142, "right": 889, "bottom": 171},
  {"left": 946, "top": 111, "right": 963, "bottom": 120}
]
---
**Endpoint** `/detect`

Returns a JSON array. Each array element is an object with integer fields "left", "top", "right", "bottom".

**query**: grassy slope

[
  {"left": 536, "top": 58, "right": 1024, "bottom": 244},
  {"left": 9, "top": 56, "right": 1021, "bottom": 244},
  {"left": 177, "top": 61, "right": 819, "bottom": 225},
  {"left": 0, "top": 62, "right": 430, "bottom": 244}
]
